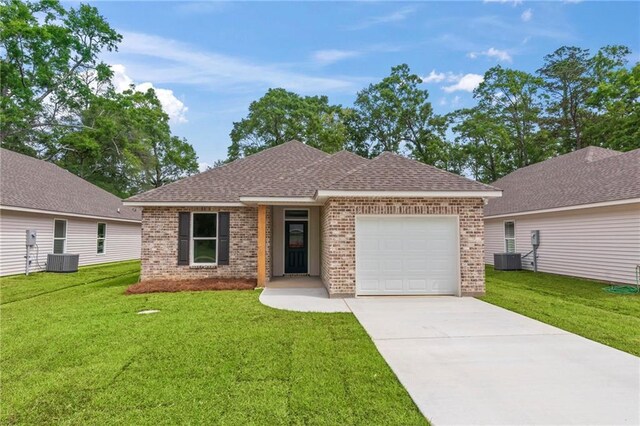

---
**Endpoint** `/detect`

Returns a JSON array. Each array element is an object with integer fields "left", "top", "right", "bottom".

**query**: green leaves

[{"left": 228, "top": 88, "right": 349, "bottom": 160}]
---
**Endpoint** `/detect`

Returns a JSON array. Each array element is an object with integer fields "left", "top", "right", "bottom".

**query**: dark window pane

[
  {"left": 193, "top": 239, "right": 216, "bottom": 263},
  {"left": 97, "top": 239, "right": 105, "bottom": 254},
  {"left": 193, "top": 214, "right": 216, "bottom": 238},
  {"left": 53, "top": 239, "right": 65, "bottom": 254},
  {"left": 54, "top": 220, "right": 66, "bottom": 238},
  {"left": 289, "top": 224, "right": 304, "bottom": 248},
  {"left": 285, "top": 210, "right": 308, "bottom": 219},
  {"left": 97, "top": 223, "right": 106, "bottom": 238},
  {"left": 504, "top": 222, "right": 515, "bottom": 239}
]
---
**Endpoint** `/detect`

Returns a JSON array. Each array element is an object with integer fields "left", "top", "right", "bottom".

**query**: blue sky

[{"left": 93, "top": 1, "right": 640, "bottom": 169}]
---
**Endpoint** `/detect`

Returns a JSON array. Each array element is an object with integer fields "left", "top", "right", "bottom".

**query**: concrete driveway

[{"left": 344, "top": 297, "right": 640, "bottom": 425}]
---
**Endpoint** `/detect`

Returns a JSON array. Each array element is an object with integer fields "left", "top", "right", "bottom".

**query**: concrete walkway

[
  {"left": 344, "top": 297, "right": 640, "bottom": 425},
  {"left": 261, "top": 276, "right": 350, "bottom": 313}
]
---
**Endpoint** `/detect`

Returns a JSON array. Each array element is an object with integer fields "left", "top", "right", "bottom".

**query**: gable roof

[
  {"left": 0, "top": 148, "right": 141, "bottom": 221},
  {"left": 321, "top": 151, "right": 498, "bottom": 193},
  {"left": 485, "top": 146, "right": 640, "bottom": 217},
  {"left": 126, "top": 140, "right": 329, "bottom": 203},
  {"left": 125, "top": 140, "right": 500, "bottom": 205}
]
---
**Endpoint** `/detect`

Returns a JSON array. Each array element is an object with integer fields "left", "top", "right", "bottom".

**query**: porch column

[{"left": 257, "top": 204, "right": 267, "bottom": 287}]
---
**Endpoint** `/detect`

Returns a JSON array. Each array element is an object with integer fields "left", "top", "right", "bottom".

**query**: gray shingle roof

[
  {"left": 126, "top": 140, "right": 329, "bottom": 203},
  {"left": 0, "top": 148, "right": 141, "bottom": 221},
  {"left": 126, "top": 140, "right": 499, "bottom": 204},
  {"left": 485, "top": 146, "right": 640, "bottom": 217},
  {"left": 323, "top": 152, "right": 499, "bottom": 192},
  {"left": 243, "top": 150, "right": 370, "bottom": 198}
]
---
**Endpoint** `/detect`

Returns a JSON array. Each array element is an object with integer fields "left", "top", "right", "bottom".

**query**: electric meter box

[
  {"left": 531, "top": 230, "right": 540, "bottom": 247},
  {"left": 26, "top": 230, "right": 37, "bottom": 246}
]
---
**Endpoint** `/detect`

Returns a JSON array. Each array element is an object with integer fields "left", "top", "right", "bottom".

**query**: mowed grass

[
  {"left": 481, "top": 266, "right": 640, "bottom": 356},
  {"left": 0, "top": 261, "right": 426, "bottom": 425}
]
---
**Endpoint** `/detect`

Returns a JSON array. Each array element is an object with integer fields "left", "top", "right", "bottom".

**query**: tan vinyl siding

[
  {"left": 484, "top": 203, "right": 640, "bottom": 285},
  {"left": 0, "top": 210, "right": 141, "bottom": 276}
]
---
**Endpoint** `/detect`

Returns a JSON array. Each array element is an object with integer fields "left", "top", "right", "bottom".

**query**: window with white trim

[
  {"left": 97, "top": 223, "right": 106, "bottom": 254},
  {"left": 191, "top": 213, "right": 217, "bottom": 264},
  {"left": 53, "top": 219, "right": 67, "bottom": 254},
  {"left": 504, "top": 221, "right": 516, "bottom": 253}
]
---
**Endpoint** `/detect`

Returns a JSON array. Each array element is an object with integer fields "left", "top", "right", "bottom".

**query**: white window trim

[
  {"left": 53, "top": 218, "right": 67, "bottom": 254},
  {"left": 190, "top": 212, "right": 218, "bottom": 266},
  {"left": 504, "top": 220, "right": 516, "bottom": 253},
  {"left": 97, "top": 222, "right": 107, "bottom": 255}
]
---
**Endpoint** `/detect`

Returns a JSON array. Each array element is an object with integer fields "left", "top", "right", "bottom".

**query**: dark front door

[{"left": 285, "top": 221, "right": 308, "bottom": 274}]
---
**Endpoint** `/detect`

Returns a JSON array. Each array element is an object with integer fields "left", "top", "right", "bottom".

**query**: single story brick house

[
  {"left": 0, "top": 148, "right": 141, "bottom": 276},
  {"left": 124, "top": 140, "right": 501, "bottom": 297},
  {"left": 485, "top": 146, "right": 640, "bottom": 285}
]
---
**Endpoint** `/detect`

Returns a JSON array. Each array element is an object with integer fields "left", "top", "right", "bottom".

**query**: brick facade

[
  {"left": 141, "top": 206, "right": 271, "bottom": 282},
  {"left": 320, "top": 197, "right": 485, "bottom": 297}
]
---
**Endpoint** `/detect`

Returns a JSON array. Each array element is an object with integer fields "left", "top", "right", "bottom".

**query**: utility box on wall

[
  {"left": 494, "top": 253, "right": 522, "bottom": 271},
  {"left": 26, "top": 230, "right": 37, "bottom": 246}
]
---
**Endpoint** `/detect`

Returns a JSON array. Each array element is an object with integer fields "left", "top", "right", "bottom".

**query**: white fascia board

[
  {"left": 122, "top": 201, "right": 245, "bottom": 207},
  {"left": 484, "top": 198, "right": 640, "bottom": 219},
  {"left": 238, "top": 197, "right": 322, "bottom": 206},
  {"left": 0, "top": 205, "right": 141, "bottom": 223},
  {"left": 315, "top": 190, "right": 502, "bottom": 200}
]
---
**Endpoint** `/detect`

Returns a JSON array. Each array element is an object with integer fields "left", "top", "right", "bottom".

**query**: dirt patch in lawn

[{"left": 125, "top": 278, "right": 257, "bottom": 294}]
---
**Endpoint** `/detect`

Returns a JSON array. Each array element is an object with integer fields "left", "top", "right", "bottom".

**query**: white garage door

[{"left": 356, "top": 216, "right": 459, "bottom": 296}]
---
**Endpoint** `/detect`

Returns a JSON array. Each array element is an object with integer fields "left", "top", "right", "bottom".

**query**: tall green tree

[
  {"left": 537, "top": 45, "right": 630, "bottom": 152},
  {"left": 450, "top": 107, "right": 514, "bottom": 183},
  {"left": 57, "top": 87, "right": 197, "bottom": 197},
  {"left": 351, "top": 64, "right": 450, "bottom": 168},
  {"left": 227, "top": 88, "right": 349, "bottom": 160},
  {"left": 586, "top": 62, "right": 640, "bottom": 151},
  {"left": 0, "top": 0, "right": 121, "bottom": 154},
  {"left": 474, "top": 66, "right": 547, "bottom": 169}
]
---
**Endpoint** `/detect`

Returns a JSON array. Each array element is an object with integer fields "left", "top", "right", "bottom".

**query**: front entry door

[{"left": 285, "top": 221, "right": 308, "bottom": 274}]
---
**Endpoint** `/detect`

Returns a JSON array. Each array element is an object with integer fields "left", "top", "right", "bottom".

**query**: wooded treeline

[
  {"left": 1, "top": 0, "right": 198, "bottom": 197},
  {"left": 228, "top": 48, "right": 639, "bottom": 183}
]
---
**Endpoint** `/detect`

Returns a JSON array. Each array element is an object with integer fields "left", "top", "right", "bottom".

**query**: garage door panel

[{"left": 356, "top": 216, "right": 459, "bottom": 296}]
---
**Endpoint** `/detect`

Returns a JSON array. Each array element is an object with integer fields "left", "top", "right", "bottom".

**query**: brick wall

[
  {"left": 320, "top": 197, "right": 485, "bottom": 297},
  {"left": 141, "top": 206, "right": 271, "bottom": 282}
]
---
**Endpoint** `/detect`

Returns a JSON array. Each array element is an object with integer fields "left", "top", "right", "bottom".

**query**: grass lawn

[
  {"left": 481, "top": 266, "right": 640, "bottom": 356},
  {"left": 0, "top": 261, "right": 426, "bottom": 425}
]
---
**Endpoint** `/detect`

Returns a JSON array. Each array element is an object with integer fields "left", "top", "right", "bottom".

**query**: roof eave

[
  {"left": 484, "top": 197, "right": 640, "bottom": 219},
  {"left": 315, "top": 190, "right": 502, "bottom": 203}
]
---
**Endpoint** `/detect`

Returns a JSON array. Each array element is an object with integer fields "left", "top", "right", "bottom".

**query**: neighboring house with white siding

[
  {"left": 0, "top": 148, "right": 141, "bottom": 276},
  {"left": 485, "top": 146, "right": 640, "bottom": 285}
]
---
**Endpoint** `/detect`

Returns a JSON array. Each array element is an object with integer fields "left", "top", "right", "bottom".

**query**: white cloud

[
  {"left": 312, "top": 49, "right": 360, "bottom": 65},
  {"left": 348, "top": 6, "right": 416, "bottom": 30},
  {"left": 483, "top": 0, "right": 523, "bottom": 5},
  {"left": 422, "top": 70, "right": 462, "bottom": 84},
  {"left": 442, "top": 74, "right": 484, "bottom": 93},
  {"left": 451, "top": 96, "right": 461, "bottom": 106},
  {"left": 198, "top": 162, "right": 210, "bottom": 172},
  {"left": 521, "top": 8, "right": 533, "bottom": 22},
  {"left": 111, "top": 64, "right": 188, "bottom": 124},
  {"left": 113, "top": 31, "right": 354, "bottom": 94},
  {"left": 468, "top": 47, "right": 513, "bottom": 63}
]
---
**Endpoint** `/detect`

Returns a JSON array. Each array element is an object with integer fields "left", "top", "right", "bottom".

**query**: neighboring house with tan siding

[
  {"left": 125, "top": 140, "right": 502, "bottom": 297},
  {"left": 0, "top": 149, "right": 141, "bottom": 276},
  {"left": 484, "top": 146, "right": 640, "bottom": 285}
]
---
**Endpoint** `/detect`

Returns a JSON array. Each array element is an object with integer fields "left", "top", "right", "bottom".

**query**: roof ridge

[{"left": 319, "top": 152, "right": 383, "bottom": 189}]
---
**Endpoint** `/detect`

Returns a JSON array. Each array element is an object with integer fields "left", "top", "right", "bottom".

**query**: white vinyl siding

[
  {"left": 0, "top": 210, "right": 141, "bottom": 276},
  {"left": 485, "top": 203, "right": 640, "bottom": 285}
]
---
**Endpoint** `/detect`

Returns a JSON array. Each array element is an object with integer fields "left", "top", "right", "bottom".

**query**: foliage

[
  {"left": 537, "top": 45, "right": 630, "bottom": 152},
  {"left": 227, "top": 88, "right": 350, "bottom": 160},
  {"left": 1, "top": 261, "right": 427, "bottom": 425},
  {"left": 351, "top": 64, "right": 452, "bottom": 169},
  {"left": 0, "top": 0, "right": 120, "bottom": 154},
  {"left": 1, "top": 0, "right": 197, "bottom": 197}
]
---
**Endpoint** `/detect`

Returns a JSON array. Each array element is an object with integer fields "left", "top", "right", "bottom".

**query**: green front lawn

[
  {"left": 481, "top": 266, "right": 640, "bottom": 356},
  {"left": 1, "top": 262, "right": 426, "bottom": 425}
]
